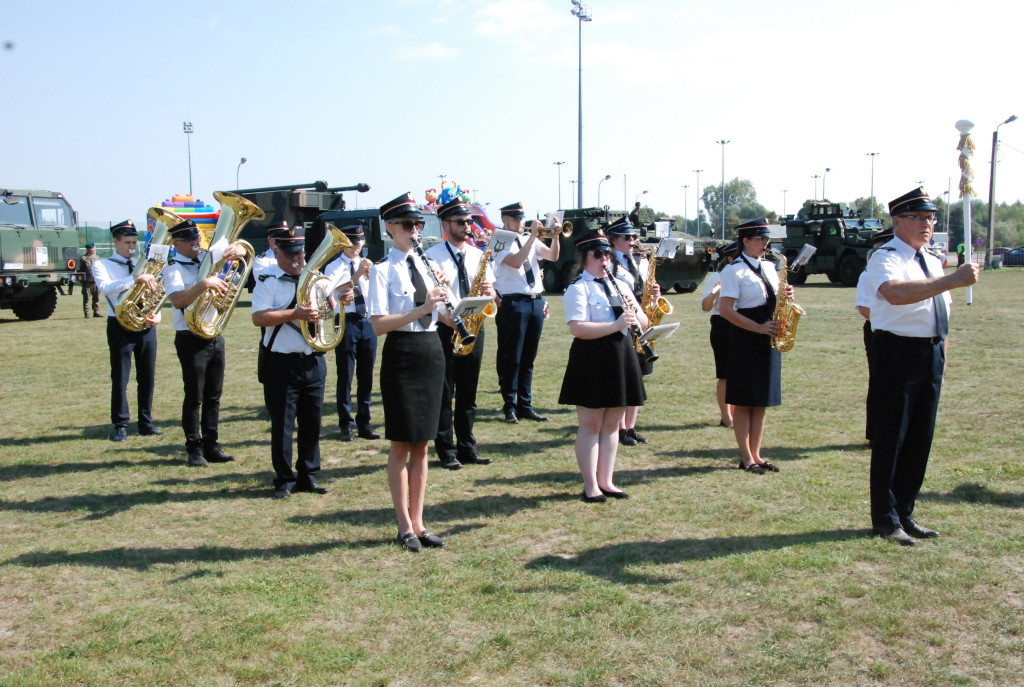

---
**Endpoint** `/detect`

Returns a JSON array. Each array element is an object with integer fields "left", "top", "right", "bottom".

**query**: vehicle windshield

[
  {"left": 0, "top": 195, "right": 32, "bottom": 226},
  {"left": 33, "top": 197, "right": 75, "bottom": 229}
]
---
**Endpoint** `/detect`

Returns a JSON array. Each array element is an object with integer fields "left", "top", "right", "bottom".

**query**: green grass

[{"left": 1, "top": 270, "right": 1023, "bottom": 686}]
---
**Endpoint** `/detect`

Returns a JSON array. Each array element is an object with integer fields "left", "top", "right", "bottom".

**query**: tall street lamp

[
  {"left": 986, "top": 114, "right": 1018, "bottom": 268},
  {"left": 236, "top": 157, "right": 247, "bottom": 189},
  {"left": 811, "top": 174, "right": 821, "bottom": 200},
  {"left": 554, "top": 161, "right": 565, "bottom": 209},
  {"left": 634, "top": 190, "right": 648, "bottom": 204},
  {"left": 570, "top": 1, "right": 592, "bottom": 209},
  {"left": 822, "top": 167, "right": 831, "bottom": 199},
  {"left": 782, "top": 189, "right": 788, "bottom": 218},
  {"left": 693, "top": 169, "right": 703, "bottom": 236},
  {"left": 867, "top": 152, "right": 879, "bottom": 218},
  {"left": 715, "top": 140, "right": 730, "bottom": 239},
  {"left": 597, "top": 173, "right": 611, "bottom": 208},
  {"left": 682, "top": 185, "right": 689, "bottom": 233},
  {"left": 183, "top": 121, "right": 194, "bottom": 196}
]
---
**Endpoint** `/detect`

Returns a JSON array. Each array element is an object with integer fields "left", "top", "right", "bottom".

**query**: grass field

[{"left": 1, "top": 270, "right": 1022, "bottom": 686}]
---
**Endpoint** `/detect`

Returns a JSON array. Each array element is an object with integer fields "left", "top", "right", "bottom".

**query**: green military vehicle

[
  {"left": 780, "top": 201, "right": 881, "bottom": 286},
  {"left": 0, "top": 189, "right": 83, "bottom": 320}
]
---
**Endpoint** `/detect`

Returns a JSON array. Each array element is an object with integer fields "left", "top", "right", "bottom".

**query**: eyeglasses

[
  {"left": 390, "top": 220, "right": 425, "bottom": 231},
  {"left": 898, "top": 214, "right": 938, "bottom": 224},
  {"left": 591, "top": 249, "right": 612, "bottom": 258}
]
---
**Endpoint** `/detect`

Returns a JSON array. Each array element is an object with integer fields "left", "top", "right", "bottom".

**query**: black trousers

[
  {"left": 869, "top": 331, "right": 944, "bottom": 531},
  {"left": 334, "top": 313, "right": 377, "bottom": 432},
  {"left": 863, "top": 320, "right": 875, "bottom": 442},
  {"left": 435, "top": 323, "right": 485, "bottom": 461},
  {"left": 262, "top": 351, "right": 326, "bottom": 489},
  {"left": 106, "top": 316, "right": 157, "bottom": 430},
  {"left": 495, "top": 295, "right": 544, "bottom": 412},
  {"left": 174, "top": 331, "right": 226, "bottom": 452}
]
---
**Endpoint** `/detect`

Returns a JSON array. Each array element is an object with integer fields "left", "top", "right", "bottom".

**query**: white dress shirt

[
  {"left": 367, "top": 247, "right": 440, "bottom": 333},
  {"left": 863, "top": 236, "right": 951, "bottom": 338}
]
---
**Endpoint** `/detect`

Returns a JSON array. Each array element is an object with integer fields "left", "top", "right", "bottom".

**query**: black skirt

[
  {"left": 710, "top": 314, "right": 731, "bottom": 380},
  {"left": 380, "top": 331, "right": 444, "bottom": 442},
  {"left": 725, "top": 304, "right": 781, "bottom": 407},
  {"left": 559, "top": 332, "right": 646, "bottom": 409}
]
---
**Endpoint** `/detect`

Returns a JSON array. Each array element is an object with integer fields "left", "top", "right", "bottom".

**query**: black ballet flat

[
  {"left": 737, "top": 461, "right": 766, "bottom": 475},
  {"left": 599, "top": 488, "right": 630, "bottom": 499},
  {"left": 581, "top": 491, "right": 608, "bottom": 503},
  {"left": 719, "top": 420, "right": 733, "bottom": 428},
  {"left": 759, "top": 461, "right": 780, "bottom": 473}
]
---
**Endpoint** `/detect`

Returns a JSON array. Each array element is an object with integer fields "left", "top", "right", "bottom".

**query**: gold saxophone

[
  {"left": 114, "top": 208, "right": 178, "bottom": 331},
  {"left": 184, "top": 191, "right": 263, "bottom": 339},
  {"left": 452, "top": 248, "right": 496, "bottom": 357},
  {"left": 639, "top": 246, "right": 673, "bottom": 328},
  {"left": 769, "top": 251, "right": 805, "bottom": 352},
  {"left": 296, "top": 223, "right": 353, "bottom": 352}
]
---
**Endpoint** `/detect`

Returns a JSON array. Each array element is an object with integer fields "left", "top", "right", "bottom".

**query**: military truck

[
  {"left": 780, "top": 202, "right": 880, "bottom": 286},
  {"left": 0, "top": 189, "right": 83, "bottom": 320}
]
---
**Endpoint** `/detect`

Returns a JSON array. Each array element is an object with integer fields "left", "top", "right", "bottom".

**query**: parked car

[
  {"left": 992, "top": 246, "right": 1011, "bottom": 256},
  {"left": 1002, "top": 247, "right": 1024, "bottom": 267}
]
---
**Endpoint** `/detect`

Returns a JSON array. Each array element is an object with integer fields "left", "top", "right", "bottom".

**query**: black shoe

[
  {"left": 397, "top": 532, "right": 422, "bottom": 553},
  {"left": 503, "top": 408, "right": 519, "bottom": 424},
  {"left": 139, "top": 426, "right": 164, "bottom": 436},
  {"left": 759, "top": 461, "right": 780, "bottom": 473},
  {"left": 900, "top": 518, "right": 938, "bottom": 539},
  {"left": 517, "top": 408, "right": 548, "bottom": 422},
  {"left": 737, "top": 460, "right": 766, "bottom": 475},
  {"left": 187, "top": 451, "right": 209, "bottom": 467},
  {"left": 628, "top": 428, "right": 648, "bottom": 444},
  {"left": 461, "top": 454, "right": 492, "bottom": 465},
  {"left": 719, "top": 420, "right": 733, "bottom": 428},
  {"left": 339, "top": 428, "right": 353, "bottom": 442},
  {"left": 874, "top": 526, "right": 916, "bottom": 546},
  {"left": 294, "top": 478, "right": 328, "bottom": 495},
  {"left": 439, "top": 455, "right": 463, "bottom": 470},
  {"left": 418, "top": 530, "right": 446, "bottom": 548},
  {"left": 273, "top": 486, "right": 291, "bottom": 499},
  {"left": 581, "top": 491, "right": 608, "bottom": 503},
  {"left": 357, "top": 427, "right": 382, "bottom": 440},
  {"left": 599, "top": 487, "right": 630, "bottom": 499},
  {"left": 110, "top": 427, "right": 128, "bottom": 442},
  {"left": 204, "top": 447, "right": 235, "bottom": 463},
  {"left": 618, "top": 429, "right": 637, "bottom": 447}
]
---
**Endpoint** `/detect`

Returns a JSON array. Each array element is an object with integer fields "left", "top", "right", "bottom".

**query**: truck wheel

[
  {"left": 838, "top": 254, "right": 866, "bottom": 287},
  {"left": 559, "top": 263, "right": 579, "bottom": 292},
  {"left": 541, "top": 265, "right": 561, "bottom": 293},
  {"left": 11, "top": 287, "right": 59, "bottom": 321},
  {"left": 827, "top": 272, "right": 842, "bottom": 283}
]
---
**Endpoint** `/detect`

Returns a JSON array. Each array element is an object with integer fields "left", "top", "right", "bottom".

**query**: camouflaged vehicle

[
  {"left": 0, "top": 189, "right": 83, "bottom": 320},
  {"left": 781, "top": 201, "right": 881, "bottom": 286}
]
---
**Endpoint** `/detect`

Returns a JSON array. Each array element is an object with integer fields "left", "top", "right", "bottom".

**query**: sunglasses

[
  {"left": 590, "top": 249, "right": 612, "bottom": 258},
  {"left": 390, "top": 220, "right": 425, "bottom": 231},
  {"left": 447, "top": 219, "right": 474, "bottom": 227}
]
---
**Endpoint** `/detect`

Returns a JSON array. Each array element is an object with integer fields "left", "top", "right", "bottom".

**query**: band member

[
  {"left": 92, "top": 220, "right": 163, "bottom": 442},
  {"left": 369, "top": 193, "right": 448, "bottom": 553},
  {"left": 252, "top": 224, "right": 287, "bottom": 279},
  {"left": 324, "top": 225, "right": 381, "bottom": 442},
  {"left": 608, "top": 216, "right": 660, "bottom": 446},
  {"left": 559, "top": 230, "right": 647, "bottom": 502},
  {"left": 251, "top": 226, "right": 330, "bottom": 499},
  {"left": 80, "top": 243, "right": 100, "bottom": 318},
  {"left": 164, "top": 219, "right": 246, "bottom": 467},
  {"left": 700, "top": 241, "right": 740, "bottom": 428},
  {"left": 854, "top": 227, "right": 893, "bottom": 445},
  {"left": 862, "top": 187, "right": 979, "bottom": 545},
  {"left": 718, "top": 218, "right": 790, "bottom": 474},
  {"left": 425, "top": 198, "right": 496, "bottom": 469},
  {"left": 493, "top": 202, "right": 559, "bottom": 424}
]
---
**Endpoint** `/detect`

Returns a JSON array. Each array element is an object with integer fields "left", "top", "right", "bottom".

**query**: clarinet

[
  {"left": 410, "top": 238, "right": 476, "bottom": 347},
  {"left": 604, "top": 266, "right": 658, "bottom": 365}
]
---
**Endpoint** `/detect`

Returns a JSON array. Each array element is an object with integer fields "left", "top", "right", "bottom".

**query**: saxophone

[
  {"left": 452, "top": 248, "right": 496, "bottom": 357},
  {"left": 184, "top": 191, "right": 263, "bottom": 339},
  {"left": 769, "top": 251, "right": 805, "bottom": 352},
  {"left": 639, "top": 246, "right": 673, "bottom": 328},
  {"left": 114, "top": 208, "right": 178, "bottom": 331},
  {"left": 296, "top": 223, "right": 353, "bottom": 352}
]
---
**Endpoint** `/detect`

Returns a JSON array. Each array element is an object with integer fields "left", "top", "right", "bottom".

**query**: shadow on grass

[
  {"left": 526, "top": 528, "right": 866, "bottom": 584},
  {"left": 656, "top": 442, "right": 869, "bottom": 464},
  {"left": 0, "top": 458, "right": 175, "bottom": 481},
  {"left": 472, "top": 464, "right": 722, "bottom": 490},
  {"left": 0, "top": 486, "right": 270, "bottom": 520},
  {"left": 919, "top": 482, "right": 1023, "bottom": 508}
]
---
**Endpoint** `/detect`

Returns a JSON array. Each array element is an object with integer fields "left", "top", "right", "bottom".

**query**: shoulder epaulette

[
  {"left": 258, "top": 273, "right": 277, "bottom": 282},
  {"left": 376, "top": 256, "right": 389, "bottom": 264},
  {"left": 879, "top": 246, "right": 896, "bottom": 252}
]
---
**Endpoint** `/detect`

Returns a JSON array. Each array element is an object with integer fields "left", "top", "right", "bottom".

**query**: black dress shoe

[
  {"left": 139, "top": 426, "right": 164, "bottom": 436},
  {"left": 759, "top": 461, "right": 780, "bottom": 473},
  {"left": 273, "top": 486, "right": 291, "bottom": 499},
  {"left": 294, "top": 479, "right": 328, "bottom": 495},
  {"left": 439, "top": 455, "right": 463, "bottom": 470},
  {"left": 397, "top": 532, "right": 422, "bottom": 553},
  {"left": 517, "top": 408, "right": 548, "bottom": 422},
  {"left": 339, "top": 429, "right": 354, "bottom": 442},
  {"left": 737, "top": 461, "right": 766, "bottom": 475},
  {"left": 187, "top": 451, "right": 209, "bottom": 467},
  {"left": 111, "top": 427, "right": 128, "bottom": 442},
  {"left": 461, "top": 454, "right": 492, "bottom": 465},
  {"left": 357, "top": 427, "right": 382, "bottom": 440},
  {"left": 581, "top": 491, "right": 608, "bottom": 503},
  {"left": 418, "top": 530, "right": 446, "bottom": 548},
  {"left": 628, "top": 428, "right": 648, "bottom": 444},
  {"left": 599, "top": 487, "right": 630, "bottom": 499},
  {"left": 874, "top": 526, "right": 916, "bottom": 546},
  {"left": 618, "top": 429, "right": 637, "bottom": 447},
  {"left": 901, "top": 518, "right": 939, "bottom": 539},
  {"left": 503, "top": 408, "right": 519, "bottom": 424},
  {"left": 204, "top": 447, "right": 235, "bottom": 463}
]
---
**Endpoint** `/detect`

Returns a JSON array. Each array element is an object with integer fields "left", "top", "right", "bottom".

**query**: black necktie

[
  {"left": 127, "top": 259, "right": 135, "bottom": 273},
  {"left": 598, "top": 278, "right": 624, "bottom": 319},
  {"left": 455, "top": 252, "right": 470, "bottom": 298},
  {"left": 626, "top": 253, "right": 641, "bottom": 284},
  {"left": 350, "top": 260, "right": 366, "bottom": 316},
  {"left": 915, "top": 251, "right": 949, "bottom": 340},
  {"left": 515, "top": 237, "right": 536, "bottom": 287},
  {"left": 407, "top": 256, "right": 432, "bottom": 329}
]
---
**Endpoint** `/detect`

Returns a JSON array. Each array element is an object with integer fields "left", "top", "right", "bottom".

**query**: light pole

[
  {"left": 782, "top": 189, "right": 788, "bottom": 218},
  {"left": 867, "top": 152, "right": 879, "bottom": 218},
  {"left": 236, "top": 157, "right": 246, "bottom": 188},
  {"left": 682, "top": 185, "right": 689, "bottom": 233},
  {"left": 716, "top": 140, "right": 730, "bottom": 239},
  {"left": 634, "top": 190, "right": 648, "bottom": 204},
  {"left": 693, "top": 169, "right": 703, "bottom": 236},
  {"left": 597, "top": 173, "right": 611, "bottom": 208},
  {"left": 570, "top": 1, "right": 592, "bottom": 210},
  {"left": 623, "top": 174, "right": 627, "bottom": 213},
  {"left": 986, "top": 114, "right": 1017, "bottom": 267},
  {"left": 822, "top": 167, "right": 831, "bottom": 199},
  {"left": 554, "top": 161, "right": 565, "bottom": 209},
  {"left": 471, "top": 188, "right": 478, "bottom": 203},
  {"left": 811, "top": 174, "right": 821, "bottom": 200},
  {"left": 183, "top": 121, "right": 194, "bottom": 196},
  {"left": 569, "top": 180, "right": 577, "bottom": 201}
]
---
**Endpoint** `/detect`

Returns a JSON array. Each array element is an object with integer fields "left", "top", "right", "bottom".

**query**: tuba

[
  {"left": 115, "top": 208, "right": 178, "bottom": 331},
  {"left": 296, "top": 223, "right": 353, "bottom": 352},
  {"left": 639, "top": 246, "right": 673, "bottom": 330},
  {"left": 184, "top": 191, "right": 263, "bottom": 339},
  {"left": 452, "top": 246, "right": 496, "bottom": 357},
  {"left": 768, "top": 250, "right": 805, "bottom": 352}
]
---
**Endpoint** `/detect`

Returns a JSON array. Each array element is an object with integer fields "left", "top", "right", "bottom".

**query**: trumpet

[
  {"left": 411, "top": 237, "right": 476, "bottom": 347},
  {"left": 538, "top": 219, "right": 573, "bottom": 239}
]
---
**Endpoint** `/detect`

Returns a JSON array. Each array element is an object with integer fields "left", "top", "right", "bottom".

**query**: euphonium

[
  {"left": 296, "top": 223, "right": 353, "bottom": 352},
  {"left": 452, "top": 246, "right": 496, "bottom": 357},
  {"left": 639, "top": 246, "right": 673, "bottom": 329},
  {"left": 114, "top": 208, "right": 178, "bottom": 331},
  {"left": 184, "top": 190, "right": 263, "bottom": 339},
  {"left": 769, "top": 250, "right": 805, "bottom": 352}
]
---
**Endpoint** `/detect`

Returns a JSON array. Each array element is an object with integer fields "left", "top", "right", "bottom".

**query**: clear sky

[{"left": 4, "top": 0, "right": 1022, "bottom": 230}]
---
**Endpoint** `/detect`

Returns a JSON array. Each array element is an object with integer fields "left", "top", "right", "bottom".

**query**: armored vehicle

[
  {"left": 0, "top": 189, "right": 83, "bottom": 320},
  {"left": 780, "top": 202, "right": 880, "bottom": 286}
]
